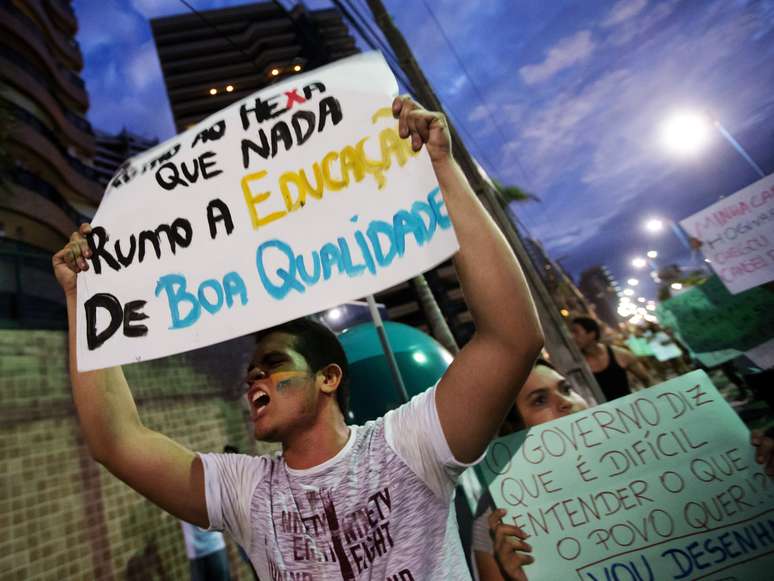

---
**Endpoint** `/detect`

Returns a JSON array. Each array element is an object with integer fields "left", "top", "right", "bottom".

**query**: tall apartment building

[
  {"left": 150, "top": 2, "right": 359, "bottom": 131},
  {"left": 578, "top": 265, "right": 621, "bottom": 329},
  {"left": 93, "top": 128, "right": 158, "bottom": 186},
  {"left": 0, "top": 0, "right": 102, "bottom": 327},
  {"left": 151, "top": 1, "right": 475, "bottom": 346},
  {"left": 523, "top": 237, "right": 591, "bottom": 317}
]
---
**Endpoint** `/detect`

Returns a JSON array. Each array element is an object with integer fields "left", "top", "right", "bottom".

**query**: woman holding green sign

[
  {"left": 472, "top": 360, "right": 590, "bottom": 581},
  {"left": 475, "top": 363, "right": 774, "bottom": 581}
]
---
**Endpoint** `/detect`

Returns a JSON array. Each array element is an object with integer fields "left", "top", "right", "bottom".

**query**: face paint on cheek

[{"left": 270, "top": 370, "right": 310, "bottom": 392}]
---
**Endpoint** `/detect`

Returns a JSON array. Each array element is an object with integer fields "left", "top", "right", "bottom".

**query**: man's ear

[{"left": 317, "top": 364, "right": 343, "bottom": 395}]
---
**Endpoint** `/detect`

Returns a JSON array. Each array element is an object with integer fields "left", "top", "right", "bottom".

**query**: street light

[
  {"left": 623, "top": 288, "right": 635, "bottom": 296},
  {"left": 632, "top": 257, "right": 647, "bottom": 269},
  {"left": 644, "top": 218, "right": 664, "bottom": 233},
  {"left": 661, "top": 109, "right": 765, "bottom": 178},
  {"left": 646, "top": 250, "right": 658, "bottom": 259},
  {"left": 671, "top": 282, "right": 683, "bottom": 290},
  {"left": 661, "top": 111, "right": 711, "bottom": 156},
  {"left": 627, "top": 278, "right": 639, "bottom": 286}
]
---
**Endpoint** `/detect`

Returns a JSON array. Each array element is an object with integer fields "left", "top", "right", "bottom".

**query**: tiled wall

[{"left": 0, "top": 330, "right": 275, "bottom": 580}]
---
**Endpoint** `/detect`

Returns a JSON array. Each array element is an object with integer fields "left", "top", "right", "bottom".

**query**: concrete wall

[{"left": 0, "top": 330, "right": 275, "bottom": 580}]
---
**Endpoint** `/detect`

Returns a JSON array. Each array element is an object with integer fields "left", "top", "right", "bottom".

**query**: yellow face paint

[{"left": 270, "top": 370, "right": 310, "bottom": 391}]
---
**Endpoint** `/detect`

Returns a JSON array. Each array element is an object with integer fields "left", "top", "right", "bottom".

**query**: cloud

[
  {"left": 602, "top": 0, "right": 648, "bottom": 28},
  {"left": 519, "top": 30, "right": 595, "bottom": 86},
  {"left": 127, "top": 41, "right": 162, "bottom": 91},
  {"left": 467, "top": 104, "right": 489, "bottom": 123},
  {"left": 448, "top": 74, "right": 467, "bottom": 95},
  {"left": 605, "top": 0, "right": 678, "bottom": 46},
  {"left": 504, "top": 1, "right": 774, "bottom": 271},
  {"left": 76, "top": 0, "right": 142, "bottom": 54}
]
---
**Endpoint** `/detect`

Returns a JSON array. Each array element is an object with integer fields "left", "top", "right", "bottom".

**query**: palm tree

[{"left": 493, "top": 180, "right": 540, "bottom": 206}]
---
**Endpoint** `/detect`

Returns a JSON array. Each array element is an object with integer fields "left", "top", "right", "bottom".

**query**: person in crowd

[
  {"left": 179, "top": 520, "right": 230, "bottom": 581},
  {"left": 472, "top": 360, "right": 588, "bottom": 581},
  {"left": 571, "top": 316, "right": 652, "bottom": 400},
  {"left": 52, "top": 96, "right": 543, "bottom": 579},
  {"left": 475, "top": 363, "right": 774, "bottom": 581}
]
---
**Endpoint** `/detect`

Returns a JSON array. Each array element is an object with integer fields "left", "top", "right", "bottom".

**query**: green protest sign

[
  {"left": 625, "top": 336, "right": 653, "bottom": 358},
  {"left": 478, "top": 371, "right": 774, "bottom": 580},
  {"left": 656, "top": 276, "right": 774, "bottom": 355}
]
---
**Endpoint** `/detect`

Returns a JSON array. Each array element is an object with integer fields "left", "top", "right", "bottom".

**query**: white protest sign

[
  {"left": 680, "top": 173, "right": 774, "bottom": 294},
  {"left": 76, "top": 52, "right": 458, "bottom": 371},
  {"left": 478, "top": 371, "right": 774, "bottom": 580}
]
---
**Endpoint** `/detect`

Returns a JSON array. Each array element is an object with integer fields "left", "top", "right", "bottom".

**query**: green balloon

[{"left": 339, "top": 322, "right": 452, "bottom": 424}]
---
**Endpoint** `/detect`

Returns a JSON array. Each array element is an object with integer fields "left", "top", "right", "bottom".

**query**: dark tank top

[{"left": 593, "top": 345, "right": 631, "bottom": 401}]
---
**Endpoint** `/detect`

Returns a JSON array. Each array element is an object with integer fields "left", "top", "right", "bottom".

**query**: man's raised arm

[
  {"left": 53, "top": 225, "right": 208, "bottom": 527},
  {"left": 393, "top": 97, "right": 544, "bottom": 463}
]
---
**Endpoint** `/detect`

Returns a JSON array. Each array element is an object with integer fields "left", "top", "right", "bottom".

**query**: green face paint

[{"left": 271, "top": 370, "right": 310, "bottom": 392}]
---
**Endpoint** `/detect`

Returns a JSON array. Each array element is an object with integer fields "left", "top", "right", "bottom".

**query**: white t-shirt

[{"left": 200, "top": 386, "right": 479, "bottom": 580}]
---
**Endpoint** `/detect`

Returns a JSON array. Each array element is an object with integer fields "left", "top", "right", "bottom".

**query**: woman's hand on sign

[
  {"left": 489, "top": 508, "right": 533, "bottom": 581},
  {"left": 52, "top": 223, "right": 92, "bottom": 296},
  {"left": 392, "top": 96, "right": 451, "bottom": 164},
  {"left": 751, "top": 431, "right": 774, "bottom": 478}
]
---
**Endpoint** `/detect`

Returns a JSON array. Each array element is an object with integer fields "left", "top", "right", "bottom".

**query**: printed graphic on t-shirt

[{"left": 266, "top": 486, "right": 415, "bottom": 580}]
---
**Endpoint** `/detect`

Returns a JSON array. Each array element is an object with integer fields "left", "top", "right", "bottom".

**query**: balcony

[
  {"left": 8, "top": 167, "right": 91, "bottom": 227},
  {"left": 0, "top": 0, "right": 88, "bottom": 110},
  {"left": 8, "top": 108, "right": 102, "bottom": 203},
  {"left": 0, "top": 50, "right": 95, "bottom": 156},
  {"left": 15, "top": 0, "right": 83, "bottom": 70},
  {"left": 46, "top": 0, "right": 78, "bottom": 37}
]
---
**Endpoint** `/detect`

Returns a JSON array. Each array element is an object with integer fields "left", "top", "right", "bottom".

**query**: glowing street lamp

[
  {"left": 623, "top": 288, "right": 635, "bottom": 296},
  {"left": 646, "top": 250, "right": 658, "bottom": 259},
  {"left": 644, "top": 218, "right": 664, "bottom": 234},
  {"left": 661, "top": 109, "right": 765, "bottom": 178},
  {"left": 627, "top": 278, "right": 639, "bottom": 286},
  {"left": 632, "top": 257, "right": 647, "bottom": 269},
  {"left": 660, "top": 111, "right": 712, "bottom": 156},
  {"left": 671, "top": 283, "right": 683, "bottom": 290}
]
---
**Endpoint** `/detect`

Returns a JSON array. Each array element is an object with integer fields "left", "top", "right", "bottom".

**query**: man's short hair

[
  {"left": 572, "top": 316, "right": 600, "bottom": 341},
  {"left": 255, "top": 318, "right": 350, "bottom": 416}
]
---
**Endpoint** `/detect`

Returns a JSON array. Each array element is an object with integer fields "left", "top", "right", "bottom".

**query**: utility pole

[{"left": 365, "top": 0, "right": 604, "bottom": 404}]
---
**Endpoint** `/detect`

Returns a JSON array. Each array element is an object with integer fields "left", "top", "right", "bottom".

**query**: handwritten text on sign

[
  {"left": 76, "top": 53, "right": 458, "bottom": 371},
  {"left": 478, "top": 371, "right": 774, "bottom": 580},
  {"left": 679, "top": 173, "right": 774, "bottom": 294}
]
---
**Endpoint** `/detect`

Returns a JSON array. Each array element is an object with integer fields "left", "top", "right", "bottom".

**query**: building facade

[
  {"left": 0, "top": 0, "right": 102, "bottom": 327},
  {"left": 150, "top": 2, "right": 358, "bottom": 132},
  {"left": 93, "top": 128, "right": 158, "bottom": 187},
  {"left": 578, "top": 265, "right": 621, "bottom": 329}
]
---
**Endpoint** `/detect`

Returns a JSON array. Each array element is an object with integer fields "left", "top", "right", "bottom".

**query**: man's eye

[{"left": 531, "top": 395, "right": 547, "bottom": 406}]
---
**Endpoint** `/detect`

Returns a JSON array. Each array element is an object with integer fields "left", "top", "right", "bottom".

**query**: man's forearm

[
  {"left": 433, "top": 157, "right": 542, "bottom": 348},
  {"left": 66, "top": 292, "right": 142, "bottom": 461}
]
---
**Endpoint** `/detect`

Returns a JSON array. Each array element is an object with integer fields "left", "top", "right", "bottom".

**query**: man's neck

[{"left": 282, "top": 414, "right": 350, "bottom": 470}]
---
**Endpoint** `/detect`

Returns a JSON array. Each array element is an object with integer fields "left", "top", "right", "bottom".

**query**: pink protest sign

[{"left": 680, "top": 173, "right": 774, "bottom": 294}]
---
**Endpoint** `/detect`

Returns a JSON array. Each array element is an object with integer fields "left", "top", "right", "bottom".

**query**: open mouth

[{"left": 250, "top": 389, "right": 271, "bottom": 418}]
